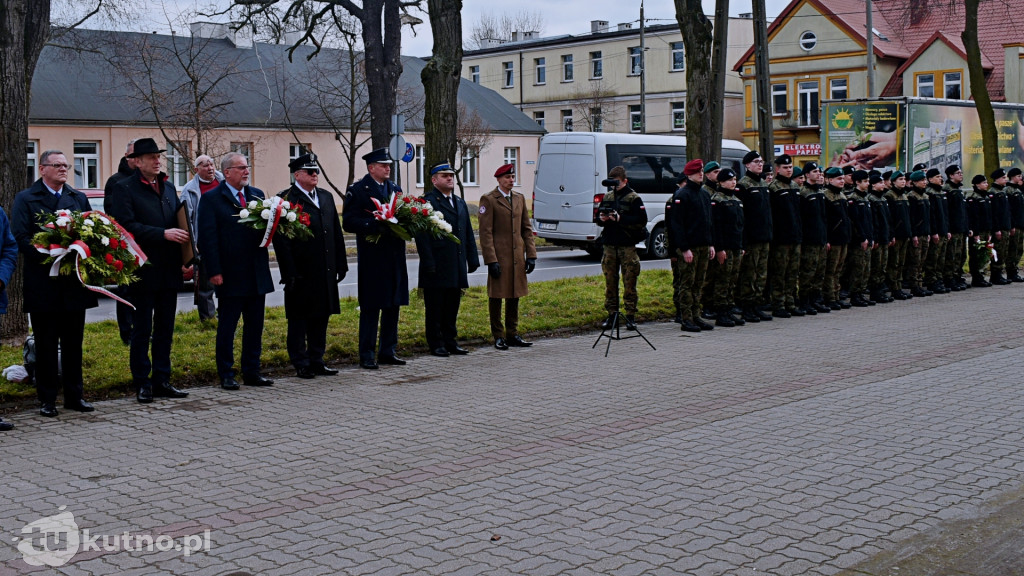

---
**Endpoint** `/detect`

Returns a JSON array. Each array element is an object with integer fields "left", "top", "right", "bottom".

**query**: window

[
  {"left": 503, "top": 148, "right": 519, "bottom": 183},
  {"left": 289, "top": 143, "right": 311, "bottom": 184},
  {"left": 502, "top": 61, "right": 515, "bottom": 88},
  {"left": 829, "top": 78, "right": 848, "bottom": 100},
  {"left": 165, "top": 141, "right": 190, "bottom": 189},
  {"left": 534, "top": 111, "right": 545, "bottom": 129},
  {"left": 535, "top": 57, "right": 546, "bottom": 84},
  {"left": 562, "top": 54, "right": 573, "bottom": 82},
  {"left": 798, "top": 81, "right": 819, "bottom": 126},
  {"left": 672, "top": 102, "right": 686, "bottom": 131},
  {"left": 799, "top": 31, "right": 817, "bottom": 51},
  {"left": 629, "top": 46, "right": 642, "bottom": 76},
  {"left": 469, "top": 65, "right": 480, "bottom": 84},
  {"left": 590, "top": 51, "right": 603, "bottom": 79},
  {"left": 26, "top": 141, "right": 38, "bottom": 187},
  {"left": 415, "top": 145, "right": 426, "bottom": 186},
  {"left": 671, "top": 42, "right": 685, "bottom": 71},
  {"left": 461, "top": 147, "right": 478, "bottom": 186},
  {"left": 606, "top": 145, "right": 688, "bottom": 197},
  {"left": 629, "top": 105, "right": 642, "bottom": 133},
  {"left": 771, "top": 83, "right": 788, "bottom": 115},
  {"left": 944, "top": 72, "right": 962, "bottom": 99},
  {"left": 590, "top": 107, "right": 603, "bottom": 132},
  {"left": 231, "top": 142, "right": 253, "bottom": 181},
  {"left": 562, "top": 109, "right": 573, "bottom": 132},
  {"left": 917, "top": 73, "right": 935, "bottom": 98},
  {"left": 73, "top": 142, "right": 99, "bottom": 189}
]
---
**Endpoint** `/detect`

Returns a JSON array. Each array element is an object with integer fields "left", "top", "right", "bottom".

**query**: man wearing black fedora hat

[{"left": 108, "top": 137, "right": 191, "bottom": 403}]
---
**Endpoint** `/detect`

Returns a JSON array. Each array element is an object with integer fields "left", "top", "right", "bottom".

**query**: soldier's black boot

[
  {"left": 754, "top": 308, "right": 773, "bottom": 321},
  {"left": 715, "top": 309, "right": 736, "bottom": 327},
  {"left": 850, "top": 294, "right": 870, "bottom": 307},
  {"left": 972, "top": 274, "right": 992, "bottom": 287},
  {"left": 673, "top": 311, "right": 682, "bottom": 323},
  {"left": 730, "top": 309, "right": 746, "bottom": 325},
  {"left": 625, "top": 315, "right": 637, "bottom": 330},
  {"left": 797, "top": 297, "right": 816, "bottom": 315},
  {"left": 741, "top": 307, "right": 761, "bottom": 323},
  {"left": 991, "top": 272, "right": 1011, "bottom": 285},
  {"left": 772, "top": 307, "right": 791, "bottom": 318}
]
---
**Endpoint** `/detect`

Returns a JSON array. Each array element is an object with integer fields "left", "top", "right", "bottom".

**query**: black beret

[
  {"left": 912, "top": 163, "right": 928, "bottom": 172},
  {"left": 852, "top": 170, "right": 869, "bottom": 182},
  {"left": 742, "top": 150, "right": 761, "bottom": 164},
  {"left": 991, "top": 168, "right": 1006, "bottom": 180},
  {"left": 717, "top": 168, "right": 737, "bottom": 182},
  {"left": 972, "top": 174, "right": 987, "bottom": 185},
  {"left": 869, "top": 174, "right": 883, "bottom": 185},
  {"left": 945, "top": 164, "right": 961, "bottom": 176},
  {"left": 842, "top": 166, "right": 854, "bottom": 175},
  {"left": 926, "top": 168, "right": 941, "bottom": 179},
  {"left": 803, "top": 161, "right": 819, "bottom": 173},
  {"left": 1008, "top": 167, "right": 1022, "bottom": 179},
  {"left": 774, "top": 154, "right": 792, "bottom": 166}
]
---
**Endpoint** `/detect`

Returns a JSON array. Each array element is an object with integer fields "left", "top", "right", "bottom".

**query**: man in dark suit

[
  {"left": 415, "top": 163, "right": 480, "bottom": 357},
  {"left": 108, "top": 137, "right": 190, "bottom": 403},
  {"left": 11, "top": 150, "right": 98, "bottom": 417},
  {"left": 197, "top": 152, "right": 275, "bottom": 389},
  {"left": 104, "top": 139, "right": 138, "bottom": 344},
  {"left": 342, "top": 148, "right": 408, "bottom": 370},
  {"left": 273, "top": 152, "right": 348, "bottom": 379}
]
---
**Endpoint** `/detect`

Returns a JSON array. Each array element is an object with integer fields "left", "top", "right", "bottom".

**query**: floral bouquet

[
  {"left": 973, "top": 237, "right": 997, "bottom": 270},
  {"left": 31, "top": 210, "right": 148, "bottom": 308},
  {"left": 366, "top": 192, "right": 459, "bottom": 244},
  {"left": 238, "top": 196, "right": 313, "bottom": 247}
]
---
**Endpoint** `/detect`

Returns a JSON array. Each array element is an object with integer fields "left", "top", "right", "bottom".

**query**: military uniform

[
  {"left": 867, "top": 186, "right": 893, "bottom": 302},
  {"left": 799, "top": 181, "right": 828, "bottom": 313},
  {"left": 667, "top": 173, "right": 713, "bottom": 331},
  {"left": 966, "top": 184, "right": 993, "bottom": 285},
  {"left": 1004, "top": 180, "right": 1024, "bottom": 281},
  {"left": 884, "top": 185, "right": 913, "bottom": 298},
  {"left": 596, "top": 185, "right": 646, "bottom": 320},
  {"left": 823, "top": 184, "right": 851, "bottom": 307},
  {"left": 736, "top": 170, "right": 773, "bottom": 320},
  {"left": 943, "top": 178, "right": 969, "bottom": 290},
  {"left": 987, "top": 182, "right": 1012, "bottom": 283},
  {"left": 924, "top": 181, "right": 950, "bottom": 292},
  {"left": 767, "top": 174, "right": 802, "bottom": 315},
  {"left": 906, "top": 182, "right": 932, "bottom": 294},
  {"left": 708, "top": 185, "right": 744, "bottom": 323},
  {"left": 846, "top": 187, "right": 874, "bottom": 305}
]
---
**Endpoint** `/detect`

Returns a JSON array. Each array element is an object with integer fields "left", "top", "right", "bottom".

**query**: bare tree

[
  {"left": 674, "top": 0, "right": 714, "bottom": 162},
  {"left": 421, "top": 0, "right": 462, "bottom": 194},
  {"left": 961, "top": 0, "right": 999, "bottom": 175},
  {"left": 569, "top": 80, "right": 618, "bottom": 132},
  {"left": 453, "top": 102, "right": 492, "bottom": 199},
  {"left": 468, "top": 9, "right": 545, "bottom": 48}
]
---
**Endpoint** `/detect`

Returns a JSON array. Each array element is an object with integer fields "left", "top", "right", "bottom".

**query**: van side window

[{"left": 615, "top": 153, "right": 688, "bottom": 196}]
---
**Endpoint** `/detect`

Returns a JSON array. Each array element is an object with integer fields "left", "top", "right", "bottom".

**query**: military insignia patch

[{"left": 479, "top": 205, "right": 486, "bottom": 214}]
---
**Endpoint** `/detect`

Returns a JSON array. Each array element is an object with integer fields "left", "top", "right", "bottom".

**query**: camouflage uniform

[
  {"left": 667, "top": 178, "right": 713, "bottom": 324},
  {"left": 906, "top": 185, "right": 932, "bottom": 291},
  {"left": 966, "top": 186, "right": 993, "bottom": 280},
  {"left": 708, "top": 187, "right": 744, "bottom": 310},
  {"left": 924, "top": 182, "right": 949, "bottom": 289},
  {"left": 943, "top": 180, "right": 969, "bottom": 288},
  {"left": 596, "top": 186, "right": 646, "bottom": 316},
  {"left": 867, "top": 189, "right": 892, "bottom": 298},
  {"left": 799, "top": 182, "right": 828, "bottom": 311},
  {"left": 846, "top": 189, "right": 874, "bottom": 299},
  {"left": 823, "top": 184, "right": 851, "bottom": 304},
  {"left": 736, "top": 171, "right": 773, "bottom": 313},
  {"left": 987, "top": 183, "right": 1012, "bottom": 281},
  {"left": 767, "top": 175, "right": 802, "bottom": 313},
  {"left": 1004, "top": 182, "right": 1024, "bottom": 279},
  {"left": 884, "top": 186, "right": 912, "bottom": 295}
]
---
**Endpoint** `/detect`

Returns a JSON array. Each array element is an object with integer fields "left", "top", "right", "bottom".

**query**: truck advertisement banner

[
  {"left": 907, "top": 102, "right": 1024, "bottom": 176},
  {"left": 823, "top": 101, "right": 903, "bottom": 171}
]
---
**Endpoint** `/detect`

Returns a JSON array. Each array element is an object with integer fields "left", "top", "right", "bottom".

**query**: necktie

[
  {"left": 238, "top": 191, "right": 246, "bottom": 206},
  {"left": 449, "top": 196, "right": 455, "bottom": 210},
  {"left": 54, "top": 191, "right": 61, "bottom": 200}
]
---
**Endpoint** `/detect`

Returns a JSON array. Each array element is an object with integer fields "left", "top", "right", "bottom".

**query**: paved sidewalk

[{"left": 2, "top": 285, "right": 1024, "bottom": 575}]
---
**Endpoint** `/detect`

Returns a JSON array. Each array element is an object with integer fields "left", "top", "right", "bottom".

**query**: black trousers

[
  {"left": 287, "top": 313, "right": 329, "bottom": 369},
  {"left": 128, "top": 287, "right": 177, "bottom": 386},
  {"left": 115, "top": 286, "right": 134, "bottom": 340},
  {"left": 30, "top": 309, "right": 86, "bottom": 406},
  {"left": 423, "top": 287, "right": 462, "bottom": 349},
  {"left": 359, "top": 305, "right": 399, "bottom": 362},
  {"left": 216, "top": 294, "right": 266, "bottom": 378}
]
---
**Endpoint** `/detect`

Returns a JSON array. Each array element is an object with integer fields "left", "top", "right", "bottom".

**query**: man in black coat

[
  {"left": 104, "top": 139, "right": 138, "bottom": 345},
  {"left": 342, "top": 148, "right": 409, "bottom": 370},
  {"left": 11, "top": 150, "right": 98, "bottom": 417},
  {"left": 197, "top": 152, "right": 275, "bottom": 390},
  {"left": 415, "top": 163, "right": 480, "bottom": 356},
  {"left": 108, "top": 138, "right": 190, "bottom": 403},
  {"left": 273, "top": 153, "right": 348, "bottom": 379}
]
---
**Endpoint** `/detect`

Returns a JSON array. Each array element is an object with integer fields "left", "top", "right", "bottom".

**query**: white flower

[
  {"left": 239, "top": 209, "right": 250, "bottom": 218},
  {"left": 83, "top": 219, "right": 95, "bottom": 226},
  {"left": 248, "top": 201, "right": 258, "bottom": 210},
  {"left": 440, "top": 221, "right": 452, "bottom": 233},
  {"left": 55, "top": 217, "right": 70, "bottom": 227},
  {"left": 281, "top": 201, "right": 291, "bottom": 210},
  {"left": 261, "top": 209, "right": 271, "bottom": 220},
  {"left": 56, "top": 209, "right": 71, "bottom": 218},
  {"left": 101, "top": 237, "right": 110, "bottom": 246},
  {"left": 286, "top": 212, "right": 297, "bottom": 222},
  {"left": 99, "top": 216, "right": 110, "bottom": 225}
]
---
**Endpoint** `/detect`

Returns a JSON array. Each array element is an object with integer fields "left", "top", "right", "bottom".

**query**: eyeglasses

[
  {"left": 227, "top": 165, "right": 250, "bottom": 171},
  {"left": 304, "top": 169, "right": 320, "bottom": 175},
  {"left": 42, "top": 163, "right": 70, "bottom": 169}
]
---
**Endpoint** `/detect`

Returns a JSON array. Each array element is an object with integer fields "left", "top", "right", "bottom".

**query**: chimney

[
  {"left": 591, "top": 20, "right": 609, "bottom": 34},
  {"left": 617, "top": 22, "right": 633, "bottom": 32},
  {"left": 738, "top": 12, "right": 752, "bottom": 19}
]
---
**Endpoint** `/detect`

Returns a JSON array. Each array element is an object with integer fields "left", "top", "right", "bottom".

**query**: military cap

[
  {"left": 742, "top": 150, "right": 761, "bottom": 165},
  {"left": 852, "top": 169, "right": 869, "bottom": 182},
  {"left": 925, "top": 168, "right": 941, "bottom": 179},
  {"left": 792, "top": 166, "right": 803, "bottom": 178},
  {"left": 869, "top": 169, "right": 881, "bottom": 178},
  {"left": 362, "top": 148, "right": 393, "bottom": 164},
  {"left": 972, "top": 174, "right": 987, "bottom": 185},
  {"left": 882, "top": 170, "right": 893, "bottom": 180},
  {"left": 703, "top": 161, "right": 721, "bottom": 173},
  {"left": 763, "top": 164, "right": 773, "bottom": 174},
  {"left": 824, "top": 166, "right": 843, "bottom": 178},
  {"left": 494, "top": 163, "right": 515, "bottom": 178},
  {"left": 869, "top": 174, "right": 883, "bottom": 185},
  {"left": 945, "top": 164, "right": 962, "bottom": 177},
  {"left": 912, "top": 162, "right": 928, "bottom": 172},
  {"left": 717, "top": 168, "right": 737, "bottom": 182},
  {"left": 289, "top": 152, "right": 319, "bottom": 173},
  {"left": 1008, "top": 167, "right": 1022, "bottom": 179},
  {"left": 430, "top": 162, "right": 455, "bottom": 175},
  {"left": 842, "top": 165, "right": 855, "bottom": 175},
  {"left": 991, "top": 168, "right": 1006, "bottom": 180},
  {"left": 890, "top": 170, "right": 904, "bottom": 182},
  {"left": 774, "top": 154, "right": 793, "bottom": 166},
  {"left": 803, "top": 161, "right": 820, "bottom": 173},
  {"left": 682, "top": 159, "right": 704, "bottom": 176},
  {"left": 909, "top": 170, "right": 926, "bottom": 182}
]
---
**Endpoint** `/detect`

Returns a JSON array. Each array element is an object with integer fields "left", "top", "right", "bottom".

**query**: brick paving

[{"left": 2, "top": 285, "right": 1024, "bottom": 575}]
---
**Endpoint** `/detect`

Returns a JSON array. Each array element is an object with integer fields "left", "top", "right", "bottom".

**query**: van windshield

[{"left": 607, "top": 144, "right": 688, "bottom": 197}]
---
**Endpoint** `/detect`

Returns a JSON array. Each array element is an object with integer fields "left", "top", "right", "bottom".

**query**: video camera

[{"left": 601, "top": 178, "right": 619, "bottom": 188}]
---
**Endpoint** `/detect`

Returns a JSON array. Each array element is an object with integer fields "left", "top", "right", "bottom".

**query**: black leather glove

[
  {"left": 487, "top": 262, "right": 501, "bottom": 278},
  {"left": 468, "top": 262, "right": 479, "bottom": 274},
  {"left": 525, "top": 258, "right": 537, "bottom": 274},
  {"left": 336, "top": 270, "right": 346, "bottom": 283}
]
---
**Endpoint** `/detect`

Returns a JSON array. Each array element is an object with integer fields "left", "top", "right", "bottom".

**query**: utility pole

[
  {"left": 640, "top": 0, "right": 647, "bottom": 133},
  {"left": 865, "top": 0, "right": 876, "bottom": 97},
  {"left": 710, "top": 0, "right": 730, "bottom": 161},
  {"left": 752, "top": 0, "right": 774, "bottom": 161}
]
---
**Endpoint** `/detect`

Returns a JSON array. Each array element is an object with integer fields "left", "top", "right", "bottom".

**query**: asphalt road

[{"left": 85, "top": 248, "right": 673, "bottom": 323}]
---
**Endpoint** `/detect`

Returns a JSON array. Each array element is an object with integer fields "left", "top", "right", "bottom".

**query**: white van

[{"left": 531, "top": 132, "right": 750, "bottom": 258}]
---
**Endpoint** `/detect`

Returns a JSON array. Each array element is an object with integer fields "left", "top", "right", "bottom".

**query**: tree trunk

[
  {"left": 709, "top": 0, "right": 729, "bottom": 162},
  {"left": 675, "top": 0, "right": 714, "bottom": 162},
  {"left": 421, "top": 0, "right": 463, "bottom": 194},
  {"left": 0, "top": 0, "right": 51, "bottom": 344},
  {"left": 962, "top": 0, "right": 998, "bottom": 176},
  {"left": 360, "top": 0, "right": 404, "bottom": 149}
]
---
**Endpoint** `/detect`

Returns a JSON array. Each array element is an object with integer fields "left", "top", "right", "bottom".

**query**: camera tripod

[{"left": 592, "top": 312, "right": 655, "bottom": 357}]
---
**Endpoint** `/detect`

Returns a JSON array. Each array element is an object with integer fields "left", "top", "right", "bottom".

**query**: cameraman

[{"left": 595, "top": 166, "right": 647, "bottom": 330}]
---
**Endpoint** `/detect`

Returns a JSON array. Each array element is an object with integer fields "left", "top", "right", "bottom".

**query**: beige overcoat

[{"left": 478, "top": 187, "right": 537, "bottom": 298}]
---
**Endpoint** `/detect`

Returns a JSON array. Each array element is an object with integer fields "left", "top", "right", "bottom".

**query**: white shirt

[{"left": 295, "top": 183, "right": 319, "bottom": 208}]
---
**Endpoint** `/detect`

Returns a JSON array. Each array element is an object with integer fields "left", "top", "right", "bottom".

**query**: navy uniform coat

[
  {"left": 196, "top": 181, "right": 274, "bottom": 298},
  {"left": 273, "top": 185, "right": 348, "bottom": 318},
  {"left": 11, "top": 180, "right": 99, "bottom": 313},
  {"left": 342, "top": 173, "right": 409, "bottom": 308},
  {"left": 108, "top": 170, "right": 184, "bottom": 292},
  {"left": 415, "top": 190, "right": 480, "bottom": 289}
]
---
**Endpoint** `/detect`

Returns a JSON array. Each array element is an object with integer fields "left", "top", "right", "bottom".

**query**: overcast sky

[{"left": 125, "top": 1, "right": 791, "bottom": 58}]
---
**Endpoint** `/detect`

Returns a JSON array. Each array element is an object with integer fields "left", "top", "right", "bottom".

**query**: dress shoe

[
  {"left": 137, "top": 383, "right": 154, "bottom": 403},
  {"left": 494, "top": 338, "right": 509, "bottom": 350},
  {"left": 378, "top": 355, "right": 407, "bottom": 365},
  {"left": 360, "top": 359, "right": 379, "bottom": 370},
  {"left": 154, "top": 382, "right": 188, "bottom": 398},
  {"left": 431, "top": 347, "right": 451, "bottom": 357},
  {"left": 0, "top": 418, "right": 13, "bottom": 431},
  {"left": 296, "top": 366, "right": 316, "bottom": 379},
  {"left": 40, "top": 405, "right": 58, "bottom": 418},
  {"left": 772, "top": 308, "right": 791, "bottom": 318},
  {"left": 243, "top": 373, "right": 274, "bottom": 387},
  {"left": 507, "top": 335, "right": 533, "bottom": 347},
  {"left": 446, "top": 344, "right": 470, "bottom": 355},
  {"left": 221, "top": 377, "right": 240, "bottom": 390},
  {"left": 694, "top": 318, "right": 714, "bottom": 331},
  {"left": 680, "top": 320, "right": 702, "bottom": 333},
  {"left": 64, "top": 399, "right": 94, "bottom": 412},
  {"left": 311, "top": 364, "right": 340, "bottom": 375},
  {"left": 625, "top": 315, "right": 637, "bottom": 330}
]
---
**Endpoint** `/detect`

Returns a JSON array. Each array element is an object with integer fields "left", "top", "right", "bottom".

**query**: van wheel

[{"left": 648, "top": 224, "right": 668, "bottom": 259}]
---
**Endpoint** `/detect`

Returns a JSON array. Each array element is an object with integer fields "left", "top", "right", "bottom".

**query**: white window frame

[
  {"left": 461, "top": 147, "right": 478, "bottom": 186},
  {"left": 917, "top": 73, "right": 935, "bottom": 98},
  {"left": 469, "top": 65, "right": 480, "bottom": 84},
  {"left": 629, "top": 105, "right": 642, "bottom": 133},
  {"left": 288, "top": 143, "right": 311, "bottom": 184},
  {"left": 771, "top": 83, "right": 788, "bottom": 116},
  {"left": 944, "top": 72, "right": 962, "bottom": 99},
  {"left": 562, "top": 54, "right": 573, "bottom": 82},
  {"left": 829, "top": 78, "right": 848, "bottom": 100},
  {"left": 535, "top": 57, "right": 546, "bottom": 85},
  {"left": 503, "top": 61, "right": 514, "bottom": 88},
  {"left": 799, "top": 31, "right": 817, "bottom": 51},
  {"left": 26, "top": 140, "right": 38, "bottom": 186},
  {"left": 503, "top": 147, "right": 519, "bottom": 184},
  {"left": 562, "top": 109, "right": 573, "bottom": 132},
  {"left": 671, "top": 42, "right": 685, "bottom": 71},
  {"left": 628, "top": 46, "right": 642, "bottom": 76},
  {"left": 672, "top": 102, "right": 686, "bottom": 131},
  {"left": 534, "top": 110, "right": 545, "bottom": 129},
  {"left": 797, "top": 81, "right": 819, "bottom": 127},
  {"left": 73, "top": 141, "right": 100, "bottom": 189},
  {"left": 165, "top": 141, "right": 190, "bottom": 189},
  {"left": 415, "top": 145, "right": 426, "bottom": 187},
  {"left": 590, "top": 51, "right": 603, "bottom": 79}
]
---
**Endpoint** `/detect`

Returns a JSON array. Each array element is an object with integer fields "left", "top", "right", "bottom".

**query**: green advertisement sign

[{"left": 822, "top": 101, "right": 903, "bottom": 171}]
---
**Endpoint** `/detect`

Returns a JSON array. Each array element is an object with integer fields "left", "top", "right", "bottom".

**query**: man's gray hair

[
  {"left": 194, "top": 154, "right": 215, "bottom": 168},
  {"left": 125, "top": 139, "right": 138, "bottom": 154},
  {"left": 40, "top": 150, "right": 65, "bottom": 165},
  {"left": 221, "top": 152, "right": 245, "bottom": 173}
]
